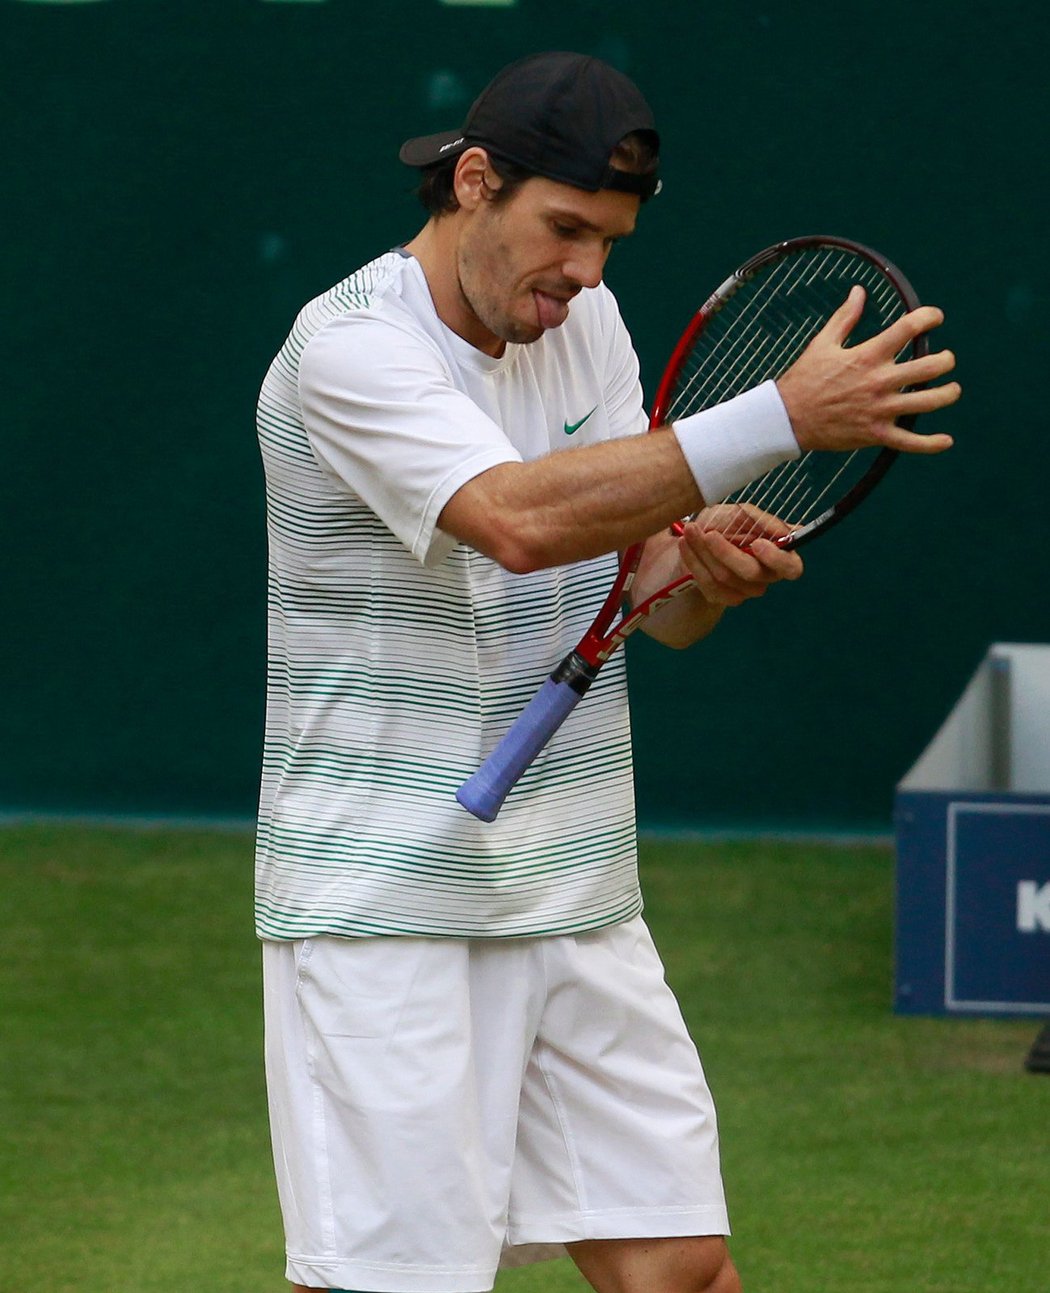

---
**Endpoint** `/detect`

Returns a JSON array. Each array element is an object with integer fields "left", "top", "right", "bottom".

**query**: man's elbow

[
  {"left": 474, "top": 519, "right": 552, "bottom": 574},
  {"left": 437, "top": 465, "right": 569, "bottom": 573}
]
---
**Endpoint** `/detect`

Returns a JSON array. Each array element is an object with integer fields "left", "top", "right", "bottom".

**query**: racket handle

[{"left": 456, "top": 653, "right": 597, "bottom": 822}]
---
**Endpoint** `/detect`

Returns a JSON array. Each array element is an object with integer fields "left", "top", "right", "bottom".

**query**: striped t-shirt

[{"left": 255, "top": 250, "right": 649, "bottom": 939}]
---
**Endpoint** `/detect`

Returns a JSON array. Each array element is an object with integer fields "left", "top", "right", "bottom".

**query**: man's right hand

[{"left": 776, "top": 285, "right": 961, "bottom": 455}]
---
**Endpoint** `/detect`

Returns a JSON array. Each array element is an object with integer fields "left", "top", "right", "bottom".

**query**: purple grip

[{"left": 456, "top": 676, "right": 584, "bottom": 822}]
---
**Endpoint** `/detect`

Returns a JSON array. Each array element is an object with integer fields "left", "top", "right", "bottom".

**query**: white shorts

[{"left": 263, "top": 916, "right": 729, "bottom": 1292}]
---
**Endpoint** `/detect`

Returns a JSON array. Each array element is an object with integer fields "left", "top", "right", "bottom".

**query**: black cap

[{"left": 399, "top": 51, "right": 661, "bottom": 201}]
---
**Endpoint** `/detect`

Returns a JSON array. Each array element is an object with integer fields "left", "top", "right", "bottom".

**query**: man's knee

[
  {"left": 569, "top": 1234, "right": 742, "bottom": 1293},
  {"left": 693, "top": 1239, "right": 742, "bottom": 1293}
]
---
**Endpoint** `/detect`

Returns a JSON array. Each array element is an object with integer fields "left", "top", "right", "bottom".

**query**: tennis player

[{"left": 256, "top": 52, "right": 959, "bottom": 1293}]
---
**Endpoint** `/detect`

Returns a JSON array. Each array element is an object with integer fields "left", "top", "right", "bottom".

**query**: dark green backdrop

[{"left": 3, "top": 0, "right": 1047, "bottom": 830}]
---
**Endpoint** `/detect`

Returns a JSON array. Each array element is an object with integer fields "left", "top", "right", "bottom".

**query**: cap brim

[{"left": 399, "top": 129, "right": 470, "bottom": 169}]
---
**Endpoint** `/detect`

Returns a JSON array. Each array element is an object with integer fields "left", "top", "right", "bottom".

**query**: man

[{"left": 256, "top": 52, "right": 958, "bottom": 1293}]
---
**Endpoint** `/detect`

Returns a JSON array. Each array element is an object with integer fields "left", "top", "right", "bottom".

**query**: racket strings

[
  {"left": 676, "top": 247, "right": 849, "bottom": 410},
  {"left": 665, "top": 246, "right": 908, "bottom": 543},
  {"left": 669, "top": 248, "right": 889, "bottom": 420},
  {"left": 671, "top": 254, "right": 812, "bottom": 414},
  {"left": 727, "top": 450, "right": 861, "bottom": 549},
  {"left": 689, "top": 252, "right": 895, "bottom": 413},
  {"left": 712, "top": 282, "right": 867, "bottom": 541}
]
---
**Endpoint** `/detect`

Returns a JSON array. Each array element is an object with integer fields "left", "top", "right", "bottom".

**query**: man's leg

[{"left": 569, "top": 1236, "right": 742, "bottom": 1293}]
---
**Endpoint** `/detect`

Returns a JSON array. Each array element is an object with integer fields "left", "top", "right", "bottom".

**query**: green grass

[{"left": 1, "top": 826, "right": 1045, "bottom": 1291}]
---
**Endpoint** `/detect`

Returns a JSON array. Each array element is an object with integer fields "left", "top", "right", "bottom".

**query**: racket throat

[{"left": 552, "top": 649, "right": 601, "bottom": 694}]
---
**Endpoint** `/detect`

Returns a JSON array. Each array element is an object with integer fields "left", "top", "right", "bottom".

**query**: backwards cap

[{"left": 399, "top": 51, "right": 661, "bottom": 200}]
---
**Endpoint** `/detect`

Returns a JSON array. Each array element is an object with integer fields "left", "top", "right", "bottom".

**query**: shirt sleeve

[{"left": 298, "top": 312, "right": 522, "bottom": 567}]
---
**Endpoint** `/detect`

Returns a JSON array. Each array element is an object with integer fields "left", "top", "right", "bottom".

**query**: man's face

[{"left": 455, "top": 174, "right": 639, "bottom": 354}]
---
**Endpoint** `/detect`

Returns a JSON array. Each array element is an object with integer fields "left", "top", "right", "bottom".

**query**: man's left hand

[{"left": 678, "top": 509, "right": 804, "bottom": 608}]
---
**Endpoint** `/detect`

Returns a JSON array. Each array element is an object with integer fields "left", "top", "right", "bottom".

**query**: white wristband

[{"left": 671, "top": 380, "right": 800, "bottom": 505}]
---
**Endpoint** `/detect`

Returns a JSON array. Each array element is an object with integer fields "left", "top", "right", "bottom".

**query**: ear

[{"left": 453, "top": 147, "right": 492, "bottom": 211}]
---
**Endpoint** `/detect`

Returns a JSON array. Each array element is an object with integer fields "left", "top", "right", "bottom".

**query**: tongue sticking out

[{"left": 533, "top": 290, "right": 571, "bottom": 331}]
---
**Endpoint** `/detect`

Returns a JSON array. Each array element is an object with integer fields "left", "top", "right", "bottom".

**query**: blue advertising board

[{"left": 895, "top": 791, "right": 1050, "bottom": 1016}]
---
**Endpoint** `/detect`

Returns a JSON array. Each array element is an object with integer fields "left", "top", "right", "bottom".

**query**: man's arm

[
  {"left": 437, "top": 427, "right": 699, "bottom": 573},
  {"left": 438, "top": 294, "right": 959, "bottom": 574}
]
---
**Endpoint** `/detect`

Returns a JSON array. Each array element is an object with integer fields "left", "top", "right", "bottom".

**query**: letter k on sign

[{"left": 1017, "top": 881, "right": 1050, "bottom": 932}]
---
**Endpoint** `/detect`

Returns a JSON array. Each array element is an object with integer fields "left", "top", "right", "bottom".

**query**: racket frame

[
  {"left": 456, "top": 235, "right": 928, "bottom": 820},
  {"left": 652, "top": 234, "right": 927, "bottom": 551}
]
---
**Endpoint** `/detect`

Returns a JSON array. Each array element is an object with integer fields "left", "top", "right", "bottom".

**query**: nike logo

[{"left": 563, "top": 407, "right": 597, "bottom": 436}]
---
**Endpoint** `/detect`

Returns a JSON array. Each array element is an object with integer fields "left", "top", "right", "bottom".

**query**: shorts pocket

[{"left": 296, "top": 935, "right": 418, "bottom": 1040}]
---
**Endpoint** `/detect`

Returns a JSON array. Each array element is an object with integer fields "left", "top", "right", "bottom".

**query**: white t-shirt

[{"left": 256, "top": 250, "right": 650, "bottom": 939}]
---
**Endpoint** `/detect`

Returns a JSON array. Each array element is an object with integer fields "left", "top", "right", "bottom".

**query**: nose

[{"left": 564, "top": 243, "right": 608, "bottom": 291}]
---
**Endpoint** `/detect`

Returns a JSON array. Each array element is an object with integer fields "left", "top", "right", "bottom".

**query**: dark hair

[
  {"left": 610, "top": 130, "right": 659, "bottom": 181},
  {"left": 414, "top": 130, "right": 659, "bottom": 216},
  {"left": 414, "top": 151, "right": 533, "bottom": 216}
]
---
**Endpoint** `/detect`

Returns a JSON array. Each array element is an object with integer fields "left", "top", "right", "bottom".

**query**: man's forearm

[{"left": 437, "top": 428, "right": 702, "bottom": 574}]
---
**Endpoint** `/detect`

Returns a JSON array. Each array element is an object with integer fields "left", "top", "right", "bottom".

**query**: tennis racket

[{"left": 456, "top": 234, "right": 926, "bottom": 822}]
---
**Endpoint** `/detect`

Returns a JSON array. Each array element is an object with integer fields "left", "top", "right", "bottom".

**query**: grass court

[{"left": 2, "top": 825, "right": 1045, "bottom": 1291}]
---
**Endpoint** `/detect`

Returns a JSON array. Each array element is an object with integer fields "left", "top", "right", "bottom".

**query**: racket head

[{"left": 652, "top": 235, "right": 926, "bottom": 550}]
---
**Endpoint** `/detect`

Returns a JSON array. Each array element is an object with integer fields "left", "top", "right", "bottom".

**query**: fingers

[
  {"left": 821, "top": 284, "right": 867, "bottom": 346},
  {"left": 894, "top": 347, "right": 957, "bottom": 386},
  {"left": 860, "top": 303, "right": 946, "bottom": 360},
  {"left": 747, "top": 535, "right": 804, "bottom": 579},
  {"left": 896, "top": 379, "right": 963, "bottom": 415},
  {"left": 736, "top": 504, "right": 795, "bottom": 541},
  {"left": 891, "top": 339, "right": 961, "bottom": 420},
  {"left": 877, "top": 377, "right": 962, "bottom": 452},
  {"left": 818, "top": 287, "right": 946, "bottom": 355},
  {"left": 861, "top": 325, "right": 960, "bottom": 450},
  {"left": 880, "top": 426, "right": 955, "bottom": 454},
  {"left": 679, "top": 523, "right": 803, "bottom": 607},
  {"left": 775, "top": 280, "right": 960, "bottom": 457},
  {"left": 694, "top": 501, "right": 795, "bottom": 544},
  {"left": 870, "top": 373, "right": 962, "bottom": 423}
]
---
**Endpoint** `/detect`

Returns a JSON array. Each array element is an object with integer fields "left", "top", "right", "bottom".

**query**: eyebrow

[{"left": 548, "top": 208, "right": 637, "bottom": 240}]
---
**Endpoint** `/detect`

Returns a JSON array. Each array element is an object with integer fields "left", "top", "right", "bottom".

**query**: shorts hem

[
  {"left": 286, "top": 1253, "right": 495, "bottom": 1293},
  {"left": 507, "top": 1203, "right": 731, "bottom": 1247}
]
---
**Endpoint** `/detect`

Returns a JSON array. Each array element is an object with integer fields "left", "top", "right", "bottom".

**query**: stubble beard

[{"left": 457, "top": 225, "right": 542, "bottom": 348}]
